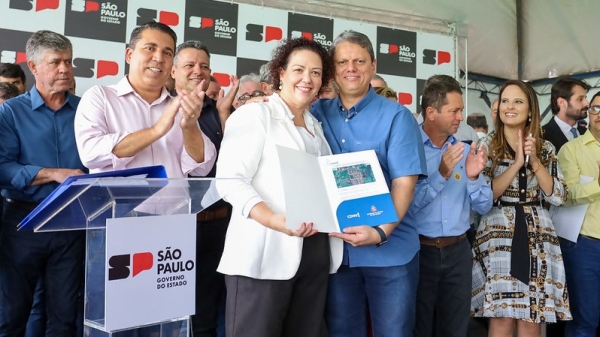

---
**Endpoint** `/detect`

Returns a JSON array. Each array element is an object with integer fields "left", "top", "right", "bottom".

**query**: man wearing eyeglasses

[
  {"left": 557, "top": 91, "right": 600, "bottom": 337},
  {"left": 542, "top": 76, "right": 590, "bottom": 153},
  {"left": 233, "top": 73, "right": 263, "bottom": 108}
]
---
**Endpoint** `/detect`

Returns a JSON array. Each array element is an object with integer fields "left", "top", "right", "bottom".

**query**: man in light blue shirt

[
  {"left": 311, "top": 30, "right": 427, "bottom": 337},
  {"left": 0, "top": 30, "right": 86, "bottom": 337},
  {"left": 405, "top": 75, "right": 492, "bottom": 337}
]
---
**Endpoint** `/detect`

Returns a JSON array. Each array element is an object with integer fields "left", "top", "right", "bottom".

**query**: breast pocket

[{"left": 346, "top": 139, "right": 382, "bottom": 154}]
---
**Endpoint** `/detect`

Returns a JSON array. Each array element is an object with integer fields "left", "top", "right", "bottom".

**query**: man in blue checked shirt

[{"left": 406, "top": 74, "right": 493, "bottom": 337}]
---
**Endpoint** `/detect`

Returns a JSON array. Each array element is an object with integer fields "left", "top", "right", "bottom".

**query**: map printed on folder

[{"left": 277, "top": 146, "right": 398, "bottom": 233}]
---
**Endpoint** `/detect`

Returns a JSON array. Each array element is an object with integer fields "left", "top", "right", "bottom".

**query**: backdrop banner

[{"left": 0, "top": 0, "right": 455, "bottom": 114}]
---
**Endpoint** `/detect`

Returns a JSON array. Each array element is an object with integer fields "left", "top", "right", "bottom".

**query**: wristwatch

[{"left": 374, "top": 226, "right": 388, "bottom": 247}]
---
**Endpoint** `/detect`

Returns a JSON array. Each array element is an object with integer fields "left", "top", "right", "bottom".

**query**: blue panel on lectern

[{"left": 18, "top": 166, "right": 167, "bottom": 231}]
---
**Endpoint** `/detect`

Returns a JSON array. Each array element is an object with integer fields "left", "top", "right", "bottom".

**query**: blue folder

[{"left": 18, "top": 165, "right": 167, "bottom": 231}]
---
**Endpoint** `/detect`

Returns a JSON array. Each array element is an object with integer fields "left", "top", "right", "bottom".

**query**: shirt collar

[
  {"left": 29, "top": 85, "right": 76, "bottom": 111},
  {"left": 420, "top": 124, "right": 457, "bottom": 149},
  {"left": 117, "top": 76, "right": 171, "bottom": 104},
  {"left": 335, "top": 85, "right": 378, "bottom": 118},
  {"left": 580, "top": 128, "right": 598, "bottom": 146},
  {"left": 554, "top": 115, "right": 576, "bottom": 135}
]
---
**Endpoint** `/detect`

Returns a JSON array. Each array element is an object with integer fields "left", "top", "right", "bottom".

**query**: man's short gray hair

[
  {"left": 259, "top": 62, "right": 272, "bottom": 84},
  {"left": 174, "top": 40, "right": 211, "bottom": 65},
  {"left": 26, "top": 30, "right": 72, "bottom": 64},
  {"left": 330, "top": 30, "right": 375, "bottom": 61},
  {"left": 239, "top": 73, "right": 261, "bottom": 88}
]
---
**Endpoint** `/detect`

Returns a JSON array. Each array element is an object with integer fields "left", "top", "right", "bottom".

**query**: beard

[{"left": 565, "top": 103, "right": 588, "bottom": 121}]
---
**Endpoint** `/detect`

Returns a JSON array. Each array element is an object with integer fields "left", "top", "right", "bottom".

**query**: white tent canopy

[{"left": 236, "top": 0, "right": 600, "bottom": 83}]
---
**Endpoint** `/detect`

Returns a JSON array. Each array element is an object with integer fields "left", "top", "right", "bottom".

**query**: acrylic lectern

[{"left": 19, "top": 166, "right": 229, "bottom": 337}]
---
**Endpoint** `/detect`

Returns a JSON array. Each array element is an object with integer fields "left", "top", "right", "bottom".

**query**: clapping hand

[
  {"left": 465, "top": 141, "right": 486, "bottom": 180},
  {"left": 178, "top": 79, "right": 206, "bottom": 129},
  {"left": 439, "top": 142, "right": 465, "bottom": 180}
]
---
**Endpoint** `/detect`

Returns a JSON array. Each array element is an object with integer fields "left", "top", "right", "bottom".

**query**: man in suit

[
  {"left": 543, "top": 76, "right": 591, "bottom": 337},
  {"left": 542, "top": 76, "right": 590, "bottom": 152}
]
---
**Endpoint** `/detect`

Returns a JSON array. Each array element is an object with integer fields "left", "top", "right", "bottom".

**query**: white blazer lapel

[{"left": 269, "top": 94, "right": 306, "bottom": 152}]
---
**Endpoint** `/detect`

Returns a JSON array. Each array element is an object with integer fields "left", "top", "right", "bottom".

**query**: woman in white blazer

[{"left": 215, "top": 38, "right": 343, "bottom": 337}]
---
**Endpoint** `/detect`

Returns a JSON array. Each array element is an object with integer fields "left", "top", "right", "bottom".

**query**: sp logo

[
  {"left": 70, "top": 0, "right": 99, "bottom": 12},
  {"left": 246, "top": 24, "right": 282, "bottom": 42},
  {"left": 398, "top": 92, "right": 413, "bottom": 105},
  {"left": 290, "top": 30, "right": 313, "bottom": 40},
  {"left": 423, "top": 49, "right": 451, "bottom": 65},
  {"left": 379, "top": 43, "right": 399, "bottom": 54},
  {"left": 137, "top": 8, "right": 179, "bottom": 26},
  {"left": 212, "top": 73, "right": 232, "bottom": 87},
  {"left": 108, "top": 252, "right": 153, "bottom": 281},
  {"left": 0, "top": 50, "right": 27, "bottom": 64},
  {"left": 73, "top": 58, "right": 119, "bottom": 79},
  {"left": 188, "top": 16, "right": 214, "bottom": 28},
  {"left": 9, "top": 0, "right": 59, "bottom": 11}
]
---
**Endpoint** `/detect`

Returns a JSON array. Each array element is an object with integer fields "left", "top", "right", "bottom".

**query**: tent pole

[{"left": 516, "top": 0, "right": 524, "bottom": 80}]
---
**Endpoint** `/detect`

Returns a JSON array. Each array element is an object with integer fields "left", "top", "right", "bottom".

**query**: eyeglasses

[
  {"left": 589, "top": 106, "right": 600, "bottom": 115},
  {"left": 238, "top": 90, "right": 266, "bottom": 102}
]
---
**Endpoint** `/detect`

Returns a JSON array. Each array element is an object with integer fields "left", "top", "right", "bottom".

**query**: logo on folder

[{"left": 367, "top": 205, "right": 383, "bottom": 217}]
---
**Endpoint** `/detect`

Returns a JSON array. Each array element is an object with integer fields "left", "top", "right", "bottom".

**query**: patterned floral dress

[{"left": 471, "top": 136, "right": 571, "bottom": 323}]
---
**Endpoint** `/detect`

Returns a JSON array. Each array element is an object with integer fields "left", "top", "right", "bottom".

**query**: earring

[
  {"left": 528, "top": 114, "right": 531, "bottom": 123},
  {"left": 279, "top": 83, "right": 282, "bottom": 90}
]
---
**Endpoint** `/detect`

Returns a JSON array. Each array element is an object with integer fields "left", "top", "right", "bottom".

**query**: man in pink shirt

[{"left": 74, "top": 21, "right": 216, "bottom": 177}]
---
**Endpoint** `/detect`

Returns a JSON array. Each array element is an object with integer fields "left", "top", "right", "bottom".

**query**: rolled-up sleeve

[{"left": 183, "top": 131, "right": 217, "bottom": 176}]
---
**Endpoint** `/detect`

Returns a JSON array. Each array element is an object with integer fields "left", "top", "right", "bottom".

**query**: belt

[
  {"left": 498, "top": 199, "right": 540, "bottom": 285},
  {"left": 419, "top": 233, "right": 466, "bottom": 249},
  {"left": 4, "top": 198, "right": 39, "bottom": 211},
  {"left": 580, "top": 234, "right": 600, "bottom": 242},
  {"left": 196, "top": 206, "right": 230, "bottom": 222}
]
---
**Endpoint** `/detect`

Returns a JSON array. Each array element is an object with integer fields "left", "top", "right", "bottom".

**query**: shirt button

[
  {"left": 345, "top": 118, "right": 349, "bottom": 122},
  {"left": 341, "top": 139, "right": 346, "bottom": 143},
  {"left": 520, "top": 189, "right": 525, "bottom": 193},
  {"left": 521, "top": 173, "right": 525, "bottom": 177},
  {"left": 444, "top": 219, "right": 448, "bottom": 223}
]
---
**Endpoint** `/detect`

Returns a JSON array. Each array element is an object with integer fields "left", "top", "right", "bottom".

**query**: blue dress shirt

[
  {"left": 0, "top": 87, "right": 86, "bottom": 203},
  {"left": 311, "top": 87, "right": 427, "bottom": 267},
  {"left": 404, "top": 127, "right": 493, "bottom": 238}
]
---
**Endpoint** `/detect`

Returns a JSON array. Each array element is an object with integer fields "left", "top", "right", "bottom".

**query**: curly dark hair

[{"left": 269, "top": 38, "right": 333, "bottom": 96}]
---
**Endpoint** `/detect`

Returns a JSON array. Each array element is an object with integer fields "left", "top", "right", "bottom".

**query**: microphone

[{"left": 524, "top": 132, "right": 533, "bottom": 166}]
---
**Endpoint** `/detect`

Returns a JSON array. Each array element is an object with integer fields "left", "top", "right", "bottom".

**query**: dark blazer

[{"left": 542, "top": 116, "right": 587, "bottom": 153}]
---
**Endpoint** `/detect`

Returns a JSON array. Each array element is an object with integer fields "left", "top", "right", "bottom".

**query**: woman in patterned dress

[{"left": 471, "top": 80, "right": 571, "bottom": 336}]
